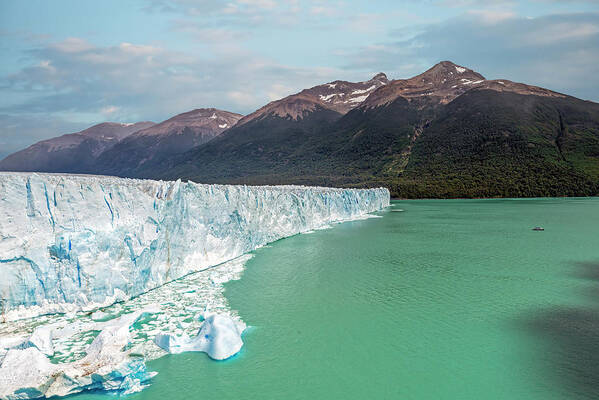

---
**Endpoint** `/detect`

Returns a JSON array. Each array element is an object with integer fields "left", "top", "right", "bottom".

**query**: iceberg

[
  {"left": 155, "top": 312, "right": 246, "bottom": 360},
  {"left": 0, "top": 173, "right": 389, "bottom": 321}
]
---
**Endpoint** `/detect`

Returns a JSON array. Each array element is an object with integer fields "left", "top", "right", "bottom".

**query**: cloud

[
  {"left": 2, "top": 2, "right": 598, "bottom": 157},
  {"left": 467, "top": 9, "right": 516, "bottom": 24},
  {"left": 0, "top": 36, "right": 345, "bottom": 132},
  {"left": 100, "top": 105, "right": 121, "bottom": 116},
  {"left": 143, "top": 0, "right": 299, "bottom": 20},
  {"left": 342, "top": 12, "right": 599, "bottom": 102}
]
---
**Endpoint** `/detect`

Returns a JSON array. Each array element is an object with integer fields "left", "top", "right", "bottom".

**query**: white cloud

[
  {"left": 101, "top": 105, "right": 120, "bottom": 115},
  {"left": 227, "top": 91, "right": 261, "bottom": 107},
  {"left": 519, "top": 21, "right": 599, "bottom": 45},
  {"left": 342, "top": 12, "right": 599, "bottom": 102},
  {"left": 266, "top": 83, "right": 295, "bottom": 101},
  {"left": 52, "top": 37, "right": 94, "bottom": 53},
  {"left": 310, "top": 6, "right": 337, "bottom": 16},
  {"left": 1, "top": 36, "right": 348, "bottom": 123},
  {"left": 467, "top": 9, "right": 516, "bottom": 24},
  {"left": 236, "top": 0, "right": 277, "bottom": 9}
]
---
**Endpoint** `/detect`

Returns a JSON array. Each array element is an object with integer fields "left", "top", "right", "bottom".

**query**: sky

[{"left": 1, "top": 0, "right": 599, "bottom": 159}]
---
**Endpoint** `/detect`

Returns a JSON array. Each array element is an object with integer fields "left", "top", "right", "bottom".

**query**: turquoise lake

[{"left": 74, "top": 198, "right": 599, "bottom": 400}]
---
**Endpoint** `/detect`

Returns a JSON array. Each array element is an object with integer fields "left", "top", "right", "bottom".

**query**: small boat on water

[{"left": 532, "top": 226, "right": 544, "bottom": 231}]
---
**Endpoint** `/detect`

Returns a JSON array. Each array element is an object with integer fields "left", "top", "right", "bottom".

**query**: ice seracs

[
  {"left": 0, "top": 173, "right": 389, "bottom": 321},
  {"left": 154, "top": 312, "right": 246, "bottom": 360}
]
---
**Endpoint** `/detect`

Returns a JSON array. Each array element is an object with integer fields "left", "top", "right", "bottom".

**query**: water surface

[{"left": 75, "top": 198, "right": 599, "bottom": 399}]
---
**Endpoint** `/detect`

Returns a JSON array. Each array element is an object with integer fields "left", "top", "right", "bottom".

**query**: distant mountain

[
  {"left": 151, "top": 61, "right": 599, "bottom": 198},
  {"left": 93, "top": 108, "right": 242, "bottom": 177},
  {"left": 4, "top": 62, "right": 598, "bottom": 198},
  {"left": 141, "top": 74, "right": 389, "bottom": 180},
  {"left": 237, "top": 72, "right": 388, "bottom": 126},
  {"left": 0, "top": 122, "right": 154, "bottom": 173},
  {"left": 363, "top": 61, "right": 563, "bottom": 108},
  {"left": 0, "top": 108, "right": 243, "bottom": 178}
]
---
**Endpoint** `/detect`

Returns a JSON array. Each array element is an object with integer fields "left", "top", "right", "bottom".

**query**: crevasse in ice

[{"left": 0, "top": 173, "right": 390, "bottom": 321}]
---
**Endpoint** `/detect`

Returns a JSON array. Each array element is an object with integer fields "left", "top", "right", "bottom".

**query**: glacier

[
  {"left": 0, "top": 254, "right": 252, "bottom": 399},
  {"left": 0, "top": 172, "right": 389, "bottom": 321},
  {"left": 0, "top": 172, "right": 388, "bottom": 398}
]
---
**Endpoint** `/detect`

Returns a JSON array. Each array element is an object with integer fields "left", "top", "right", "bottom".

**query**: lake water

[{"left": 73, "top": 198, "right": 599, "bottom": 399}]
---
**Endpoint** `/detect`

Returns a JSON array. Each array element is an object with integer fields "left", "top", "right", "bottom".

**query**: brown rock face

[
  {"left": 363, "top": 61, "right": 486, "bottom": 107},
  {"left": 0, "top": 121, "right": 155, "bottom": 172},
  {"left": 91, "top": 108, "right": 243, "bottom": 176},
  {"left": 132, "top": 108, "right": 242, "bottom": 140},
  {"left": 238, "top": 73, "right": 389, "bottom": 125},
  {"left": 363, "top": 61, "right": 565, "bottom": 109}
]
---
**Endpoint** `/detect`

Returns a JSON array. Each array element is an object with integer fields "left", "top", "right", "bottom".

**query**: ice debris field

[{"left": 0, "top": 173, "right": 389, "bottom": 399}]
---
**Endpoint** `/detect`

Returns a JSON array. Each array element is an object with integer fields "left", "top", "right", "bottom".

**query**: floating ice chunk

[
  {"left": 198, "top": 313, "right": 245, "bottom": 360},
  {"left": 0, "top": 347, "right": 56, "bottom": 399},
  {"left": 19, "top": 325, "right": 55, "bottom": 356},
  {"left": 0, "top": 308, "right": 159, "bottom": 399},
  {"left": 154, "top": 331, "right": 192, "bottom": 352},
  {"left": 154, "top": 313, "right": 245, "bottom": 360},
  {"left": 91, "top": 309, "right": 110, "bottom": 321},
  {"left": 0, "top": 335, "right": 28, "bottom": 364}
]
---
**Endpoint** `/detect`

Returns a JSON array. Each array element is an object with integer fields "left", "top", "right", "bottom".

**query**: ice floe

[
  {"left": 155, "top": 312, "right": 245, "bottom": 360},
  {"left": 0, "top": 307, "right": 160, "bottom": 399}
]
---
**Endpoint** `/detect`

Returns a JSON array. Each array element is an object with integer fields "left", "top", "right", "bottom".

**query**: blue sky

[{"left": 1, "top": 0, "right": 599, "bottom": 159}]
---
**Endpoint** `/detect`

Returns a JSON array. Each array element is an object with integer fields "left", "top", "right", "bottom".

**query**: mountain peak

[
  {"left": 362, "top": 62, "right": 487, "bottom": 108},
  {"left": 418, "top": 61, "right": 485, "bottom": 83},
  {"left": 238, "top": 73, "right": 390, "bottom": 125},
  {"left": 78, "top": 121, "right": 155, "bottom": 141},
  {"left": 134, "top": 108, "right": 242, "bottom": 137},
  {"left": 371, "top": 72, "right": 389, "bottom": 82}
]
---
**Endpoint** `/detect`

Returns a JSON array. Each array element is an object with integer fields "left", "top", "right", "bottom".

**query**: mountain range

[
  {"left": 2, "top": 61, "right": 598, "bottom": 198},
  {"left": 0, "top": 122, "right": 154, "bottom": 174}
]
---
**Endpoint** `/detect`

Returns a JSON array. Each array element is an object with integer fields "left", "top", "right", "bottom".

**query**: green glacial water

[{"left": 75, "top": 198, "right": 599, "bottom": 400}]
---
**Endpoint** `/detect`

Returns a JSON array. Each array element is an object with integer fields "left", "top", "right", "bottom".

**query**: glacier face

[{"left": 0, "top": 173, "right": 389, "bottom": 320}]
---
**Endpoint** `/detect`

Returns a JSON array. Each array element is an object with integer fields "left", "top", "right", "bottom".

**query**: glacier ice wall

[{"left": 0, "top": 173, "right": 389, "bottom": 320}]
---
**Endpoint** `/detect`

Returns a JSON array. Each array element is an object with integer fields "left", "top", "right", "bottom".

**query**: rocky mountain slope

[
  {"left": 3, "top": 61, "right": 598, "bottom": 198},
  {"left": 237, "top": 72, "right": 388, "bottom": 125},
  {"left": 150, "top": 61, "right": 599, "bottom": 198},
  {"left": 93, "top": 108, "right": 242, "bottom": 177},
  {"left": 141, "top": 74, "right": 389, "bottom": 181}
]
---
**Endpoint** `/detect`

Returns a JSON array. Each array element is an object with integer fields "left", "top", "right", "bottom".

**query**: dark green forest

[{"left": 146, "top": 89, "right": 599, "bottom": 199}]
